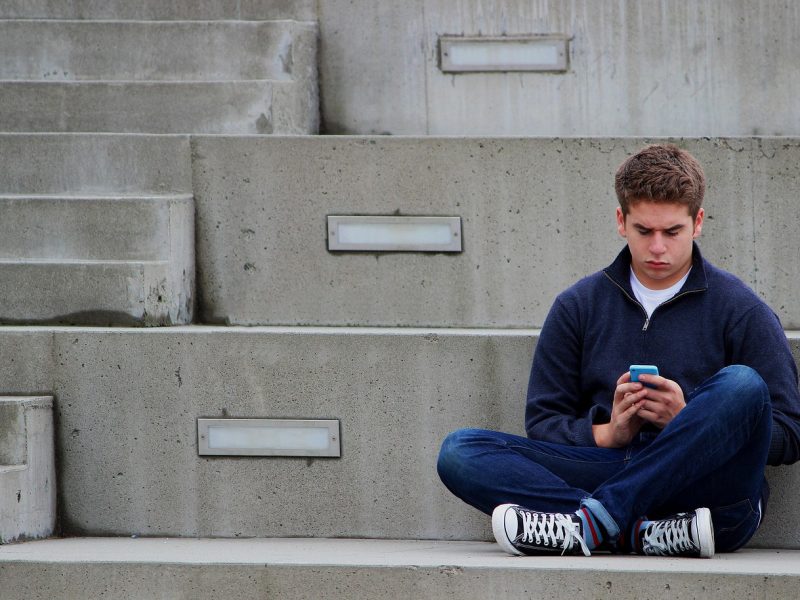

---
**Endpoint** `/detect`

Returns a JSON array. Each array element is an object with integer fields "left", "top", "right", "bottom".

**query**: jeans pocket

[{"left": 712, "top": 498, "right": 760, "bottom": 552}]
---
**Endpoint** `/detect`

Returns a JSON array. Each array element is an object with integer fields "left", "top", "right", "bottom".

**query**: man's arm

[
  {"left": 525, "top": 296, "right": 605, "bottom": 446},
  {"left": 728, "top": 303, "right": 800, "bottom": 465}
]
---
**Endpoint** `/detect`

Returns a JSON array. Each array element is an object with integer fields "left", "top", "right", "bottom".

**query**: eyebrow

[{"left": 633, "top": 223, "right": 685, "bottom": 233}]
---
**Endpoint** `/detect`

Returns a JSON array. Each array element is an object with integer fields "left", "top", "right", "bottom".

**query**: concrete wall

[
  {"left": 0, "top": 0, "right": 316, "bottom": 20},
  {"left": 0, "top": 396, "right": 56, "bottom": 544},
  {"left": 318, "top": 0, "right": 800, "bottom": 136},
  {"left": 0, "top": 327, "right": 798, "bottom": 548},
  {"left": 193, "top": 136, "right": 800, "bottom": 328}
]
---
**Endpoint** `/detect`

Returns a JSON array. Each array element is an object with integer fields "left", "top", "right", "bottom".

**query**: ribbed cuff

[{"left": 767, "top": 421, "right": 787, "bottom": 465}]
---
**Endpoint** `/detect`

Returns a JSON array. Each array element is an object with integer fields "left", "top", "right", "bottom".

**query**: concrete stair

[
  {"left": 191, "top": 136, "right": 800, "bottom": 328},
  {"left": 0, "top": 325, "right": 798, "bottom": 550},
  {"left": 0, "top": 0, "right": 316, "bottom": 21},
  {"left": 0, "top": 18, "right": 318, "bottom": 134},
  {"left": 0, "top": 396, "right": 56, "bottom": 544},
  {"left": 0, "top": 1, "right": 798, "bottom": 596},
  {"left": 2, "top": 539, "right": 799, "bottom": 599},
  {"left": 0, "top": 135, "right": 194, "bottom": 326}
]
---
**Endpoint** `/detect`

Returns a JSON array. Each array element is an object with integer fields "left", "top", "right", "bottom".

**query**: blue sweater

[{"left": 525, "top": 243, "right": 800, "bottom": 465}]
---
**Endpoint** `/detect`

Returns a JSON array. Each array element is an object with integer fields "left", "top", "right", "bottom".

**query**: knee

[
  {"left": 714, "top": 365, "right": 771, "bottom": 415},
  {"left": 437, "top": 428, "right": 484, "bottom": 483}
]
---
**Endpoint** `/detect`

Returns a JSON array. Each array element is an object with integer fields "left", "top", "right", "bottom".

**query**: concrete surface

[
  {"left": 0, "top": 260, "right": 192, "bottom": 326},
  {"left": 0, "top": 396, "right": 56, "bottom": 544},
  {"left": 192, "top": 136, "right": 800, "bottom": 328},
  {"left": 0, "top": 0, "right": 316, "bottom": 21},
  {"left": 0, "top": 539, "right": 799, "bottom": 599},
  {"left": 0, "top": 134, "right": 192, "bottom": 195},
  {"left": 0, "top": 19, "right": 318, "bottom": 134},
  {"left": 0, "top": 80, "right": 317, "bottom": 135},
  {"left": 0, "top": 20, "right": 302, "bottom": 82},
  {"left": 0, "top": 326, "right": 798, "bottom": 547},
  {"left": 319, "top": 0, "right": 800, "bottom": 136},
  {"left": 0, "top": 195, "right": 192, "bottom": 261},
  {"left": 0, "top": 194, "right": 194, "bottom": 326}
]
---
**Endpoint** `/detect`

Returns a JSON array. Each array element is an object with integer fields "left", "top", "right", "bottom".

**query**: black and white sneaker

[
  {"left": 492, "top": 504, "right": 591, "bottom": 556},
  {"left": 636, "top": 508, "right": 714, "bottom": 558}
]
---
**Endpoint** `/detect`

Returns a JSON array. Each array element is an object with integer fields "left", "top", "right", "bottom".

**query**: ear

[
  {"left": 692, "top": 208, "right": 704, "bottom": 239},
  {"left": 616, "top": 207, "right": 627, "bottom": 238}
]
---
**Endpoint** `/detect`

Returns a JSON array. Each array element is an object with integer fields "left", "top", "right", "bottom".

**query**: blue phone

[{"left": 630, "top": 364, "right": 659, "bottom": 388}]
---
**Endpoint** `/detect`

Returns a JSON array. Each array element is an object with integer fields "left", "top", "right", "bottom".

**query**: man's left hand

[{"left": 635, "top": 374, "right": 686, "bottom": 428}]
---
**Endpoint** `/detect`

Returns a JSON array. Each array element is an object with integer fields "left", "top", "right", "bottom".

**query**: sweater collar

[{"left": 603, "top": 241, "right": 708, "bottom": 296}]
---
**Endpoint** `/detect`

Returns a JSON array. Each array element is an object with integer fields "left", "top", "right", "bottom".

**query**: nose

[{"left": 649, "top": 233, "right": 667, "bottom": 255}]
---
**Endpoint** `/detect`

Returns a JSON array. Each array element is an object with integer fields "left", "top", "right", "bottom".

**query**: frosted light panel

[
  {"left": 198, "top": 419, "right": 341, "bottom": 457},
  {"left": 208, "top": 425, "right": 329, "bottom": 451},
  {"left": 328, "top": 216, "right": 462, "bottom": 252},
  {"left": 449, "top": 42, "right": 558, "bottom": 68},
  {"left": 439, "top": 36, "right": 568, "bottom": 72}
]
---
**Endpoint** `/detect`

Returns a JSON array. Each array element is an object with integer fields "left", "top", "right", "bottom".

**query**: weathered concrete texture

[
  {"left": 0, "top": 134, "right": 192, "bottom": 195},
  {"left": 192, "top": 136, "right": 800, "bottom": 328},
  {"left": 29, "top": 327, "right": 526, "bottom": 540},
  {"left": 0, "top": 260, "right": 192, "bottom": 326},
  {"left": 0, "top": 0, "right": 316, "bottom": 21},
  {"left": 0, "top": 540, "right": 799, "bottom": 600},
  {"left": 0, "top": 20, "right": 299, "bottom": 82},
  {"left": 0, "top": 195, "right": 191, "bottom": 261},
  {"left": 0, "top": 396, "right": 56, "bottom": 544},
  {"left": 0, "top": 80, "right": 317, "bottom": 135},
  {"left": 0, "top": 19, "right": 318, "bottom": 134},
  {"left": 319, "top": 0, "right": 800, "bottom": 136},
  {"left": 0, "top": 195, "right": 194, "bottom": 326},
  {"left": 0, "top": 327, "right": 798, "bottom": 546}
]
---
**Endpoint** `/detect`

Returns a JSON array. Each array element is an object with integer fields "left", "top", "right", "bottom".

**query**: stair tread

[{"left": 0, "top": 537, "right": 798, "bottom": 574}]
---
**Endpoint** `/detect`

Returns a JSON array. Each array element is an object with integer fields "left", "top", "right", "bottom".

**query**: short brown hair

[{"left": 614, "top": 144, "right": 705, "bottom": 219}]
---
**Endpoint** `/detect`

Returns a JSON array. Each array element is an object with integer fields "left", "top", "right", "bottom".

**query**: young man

[{"left": 437, "top": 144, "right": 800, "bottom": 558}]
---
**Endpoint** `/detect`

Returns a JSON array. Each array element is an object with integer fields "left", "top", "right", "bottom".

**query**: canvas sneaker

[
  {"left": 492, "top": 503, "right": 591, "bottom": 556},
  {"left": 635, "top": 507, "right": 714, "bottom": 558}
]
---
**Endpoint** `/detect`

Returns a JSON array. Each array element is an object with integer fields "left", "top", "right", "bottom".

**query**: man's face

[{"left": 616, "top": 201, "right": 704, "bottom": 290}]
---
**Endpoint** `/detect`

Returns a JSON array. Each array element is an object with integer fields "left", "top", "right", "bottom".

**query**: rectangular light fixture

[
  {"left": 327, "top": 216, "right": 462, "bottom": 252},
  {"left": 197, "top": 418, "right": 341, "bottom": 457},
  {"left": 439, "top": 35, "right": 568, "bottom": 73}
]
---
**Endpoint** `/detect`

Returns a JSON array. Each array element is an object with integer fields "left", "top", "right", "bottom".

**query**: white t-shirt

[{"left": 630, "top": 268, "right": 691, "bottom": 318}]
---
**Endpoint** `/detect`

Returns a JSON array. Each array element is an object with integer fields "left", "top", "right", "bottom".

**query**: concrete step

[
  {"left": 0, "top": 195, "right": 192, "bottom": 261},
  {"left": 0, "top": 194, "right": 194, "bottom": 326},
  {"left": 0, "top": 260, "right": 192, "bottom": 326},
  {"left": 0, "top": 538, "right": 798, "bottom": 599},
  {"left": 0, "top": 20, "right": 318, "bottom": 134},
  {"left": 0, "top": 325, "right": 797, "bottom": 547},
  {"left": 192, "top": 136, "right": 800, "bottom": 328},
  {"left": 0, "top": 20, "right": 312, "bottom": 82},
  {"left": 0, "top": 396, "right": 56, "bottom": 544},
  {"left": 0, "top": 1, "right": 316, "bottom": 21},
  {"left": 0, "top": 80, "right": 316, "bottom": 134},
  {"left": 0, "top": 134, "right": 191, "bottom": 195}
]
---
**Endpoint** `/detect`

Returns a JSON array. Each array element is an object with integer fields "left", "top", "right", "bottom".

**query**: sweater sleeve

[
  {"left": 727, "top": 303, "right": 800, "bottom": 465},
  {"left": 525, "top": 295, "right": 601, "bottom": 447}
]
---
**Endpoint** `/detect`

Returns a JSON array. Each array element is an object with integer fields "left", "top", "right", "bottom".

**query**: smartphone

[{"left": 630, "top": 364, "right": 659, "bottom": 388}]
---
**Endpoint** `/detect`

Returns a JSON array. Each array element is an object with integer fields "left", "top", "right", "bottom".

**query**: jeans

[{"left": 437, "top": 365, "right": 772, "bottom": 552}]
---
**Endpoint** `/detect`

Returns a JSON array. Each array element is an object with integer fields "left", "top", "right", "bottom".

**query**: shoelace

[
  {"left": 519, "top": 511, "right": 591, "bottom": 556},
  {"left": 642, "top": 515, "right": 696, "bottom": 555}
]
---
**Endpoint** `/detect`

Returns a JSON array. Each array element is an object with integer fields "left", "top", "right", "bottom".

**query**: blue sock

[{"left": 576, "top": 507, "right": 604, "bottom": 550}]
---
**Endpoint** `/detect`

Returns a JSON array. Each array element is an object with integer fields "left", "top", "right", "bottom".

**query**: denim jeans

[{"left": 437, "top": 365, "right": 772, "bottom": 552}]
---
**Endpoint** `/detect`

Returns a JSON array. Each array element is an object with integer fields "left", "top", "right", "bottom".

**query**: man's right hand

[{"left": 592, "top": 372, "right": 647, "bottom": 448}]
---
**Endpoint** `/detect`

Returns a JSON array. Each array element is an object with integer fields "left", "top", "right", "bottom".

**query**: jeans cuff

[{"left": 580, "top": 497, "right": 620, "bottom": 539}]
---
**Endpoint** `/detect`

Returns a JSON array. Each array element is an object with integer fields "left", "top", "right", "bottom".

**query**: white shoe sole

[
  {"left": 491, "top": 504, "right": 524, "bottom": 556},
  {"left": 695, "top": 507, "right": 715, "bottom": 558}
]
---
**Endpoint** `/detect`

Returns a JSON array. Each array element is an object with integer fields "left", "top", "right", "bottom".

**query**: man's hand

[
  {"left": 634, "top": 372, "right": 686, "bottom": 428},
  {"left": 592, "top": 372, "right": 647, "bottom": 448}
]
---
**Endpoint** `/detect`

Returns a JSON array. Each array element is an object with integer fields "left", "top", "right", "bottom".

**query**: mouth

[{"left": 646, "top": 261, "right": 669, "bottom": 269}]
